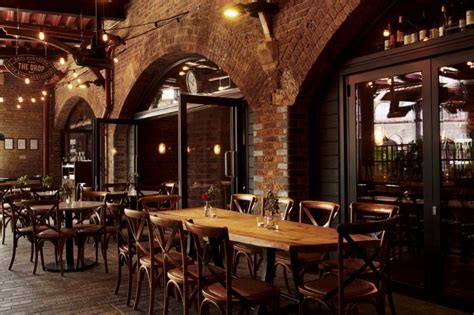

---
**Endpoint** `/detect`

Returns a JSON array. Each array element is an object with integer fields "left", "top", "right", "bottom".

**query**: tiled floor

[{"left": 0, "top": 226, "right": 469, "bottom": 314}]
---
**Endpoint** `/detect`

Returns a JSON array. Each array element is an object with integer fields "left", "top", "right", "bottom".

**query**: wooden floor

[{"left": 0, "top": 227, "right": 469, "bottom": 314}]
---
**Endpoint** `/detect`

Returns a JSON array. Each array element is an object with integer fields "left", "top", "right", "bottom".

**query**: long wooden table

[{"left": 154, "top": 208, "right": 378, "bottom": 284}]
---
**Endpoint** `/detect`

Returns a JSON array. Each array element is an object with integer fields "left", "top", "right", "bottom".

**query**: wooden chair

[
  {"left": 5, "top": 192, "right": 34, "bottom": 270},
  {"left": 0, "top": 183, "right": 14, "bottom": 244},
  {"left": 275, "top": 200, "right": 340, "bottom": 295},
  {"left": 230, "top": 194, "right": 261, "bottom": 278},
  {"left": 30, "top": 186, "right": 60, "bottom": 201},
  {"left": 297, "top": 217, "right": 398, "bottom": 315},
  {"left": 140, "top": 194, "right": 180, "bottom": 212},
  {"left": 161, "top": 181, "right": 179, "bottom": 195},
  {"left": 149, "top": 215, "right": 198, "bottom": 315},
  {"left": 114, "top": 210, "right": 134, "bottom": 306},
  {"left": 318, "top": 202, "right": 399, "bottom": 314},
  {"left": 23, "top": 199, "right": 76, "bottom": 276},
  {"left": 184, "top": 220, "right": 280, "bottom": 314},
  {"left": 103, "top": 182, "right": 129, "bottom": 192}
]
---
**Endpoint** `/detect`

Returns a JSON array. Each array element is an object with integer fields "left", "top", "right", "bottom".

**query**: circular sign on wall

[
  {"left": 4, "top": 54, "right": 56, "bottom": 81},
  {"left": 186, "top": 70, "right": 198, "bottom": 94}
]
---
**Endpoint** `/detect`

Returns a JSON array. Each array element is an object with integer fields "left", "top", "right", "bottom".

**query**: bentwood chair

[
  {"left": 23, "top": 199, "right": 76, "bottom": 276},
  {"left": 103, "top": 182, "right": 129, "bottom": 192},
  {"left": 140, "top": 194, "right": 180, "bottom": 212},
  {"left": 275, "top": 200, "right": 340, "bottom": 294},
  {"left": 5, "top": 192, "right": 34, "bottom": 270},
  {"left": 149, "top": 215, "right": 198, "bottom": 315},
  {"left": 297, "top": 217, "right": 398, "bottom": 315},
  {"left": 0, "top": 183, "right": 14, "bottom": 244},
  {"left": 318, "top": 202, "right": 399, "bottom": 314},
  {"left": 230, "top": 194, "right": 260, "bottom": 277},
  {"left": 184, "top": 220, "right": 280, "bottom": 314}
]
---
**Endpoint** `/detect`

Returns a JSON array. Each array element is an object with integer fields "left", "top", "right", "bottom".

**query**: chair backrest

[
  {"left": 230, "top": 194, "right": 257, "bottom": 214},
  {"left": 103, "top": 182, "right": 129, "bottom": 192},
  {"left": 349, "top": 202, "right": 398, "bottom": 224},
  {"left": 184, "top": 220, "right": 233, "bottom": 314},
  {"left": 149, "top": 215, "right": 188, "bottom": 286},
  {"left": 81, "top": 190, "right": 107, "bottom": 201},
  {"left": 336, "top": 217, "right": 398, "bottom": 310},
  {"left": 23, "top": 199, "right": 63, "bottom": 236},
  {"left": 124, "top": 209, "right": 153, "bottom": 260},
  {"left": 104, "top": 192, "right": 128, "bottom": 228},
  {"left": 298, "top": 200, "right": 340, "bottom": 227},
  {"left": 0, "top": 183, "right": 13, "bottom": 195},
  {"left": 30, "top": 187, "right": 60, "bottom": 200},
  {"left": 4, "top": 192, "right": 32, "bottom": 221},
  {"left": 273, "top": 197, "right": 294, "bottom": 221},
  {"left": 161, "top": 182, "right": 179, "bottom": 195},
  {"left": 139, "top": 194, "right": 180, "bottom": 212}
]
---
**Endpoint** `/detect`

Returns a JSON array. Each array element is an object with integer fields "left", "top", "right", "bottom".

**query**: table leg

[{"left": 65, "top": 211, "right": 74, "bottom": 268}]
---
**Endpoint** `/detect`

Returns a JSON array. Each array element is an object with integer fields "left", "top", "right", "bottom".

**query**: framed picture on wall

[
  {"left": 4, "top": 138, "right": 13, "bottom": 150},
  {"left": 17, "top": 138, "right": 26, "bottom": 150},
  {"left": 30, "top": 138, "right": 38, "bottom": 150}
]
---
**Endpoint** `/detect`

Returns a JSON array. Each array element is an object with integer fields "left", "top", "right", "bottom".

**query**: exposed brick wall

[
  {"left": 0, "top": 73, "right": 44, "bottom": 179},
  {"left": 52, "top": 0, "right": 389, "bottom": 202}
]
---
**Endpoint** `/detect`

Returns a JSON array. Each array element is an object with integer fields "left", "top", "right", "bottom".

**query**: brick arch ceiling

[{"left": 55, "top": 96, "right": 96, "bottom": 130}]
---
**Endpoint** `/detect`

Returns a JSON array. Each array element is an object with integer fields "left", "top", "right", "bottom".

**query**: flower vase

[
  {"left": 66, "top": 196, "right": 72, "bottom": 205},
  {"left": 265, "top": 210, "right": 276, "bottom": 229},
  {"left": 204, "top": 201, "right": 211, "bottom": 217}
]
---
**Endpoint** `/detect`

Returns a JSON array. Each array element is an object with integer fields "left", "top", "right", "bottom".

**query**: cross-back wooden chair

[
  {"left": 125, "top": 208, "right": 169, "bottom": 314},
  {"left": 275, "top": 200, "right": 340, "bottom": 295},
  {"left": 140, "top": 194, "right": 180, "bottom": 212},
  {"left": 297, "top": 217, "right": 398, "bottom": 315},
  {"left": 0, "top": 183, "right": 14, "bottom": 244},
  {"left": 230, "top": 193, "right": 261, "bottom": 278},
  {"left": 103, "top": 182, "right": 129, "bottom": 192},
  {"left": 319, "top": 202, "right": 399, "bottom": 314},
  {"left": 149, "top": 215, "right": 196, "bottom": 315},
  {"left": 23, "top": 199, "right": 76, "bottom": 276},
  {"left": 30, "top": 186, "right": 60, "bottom": 201},
  {"left": 184, "top": 220, "right": 280, "bottom": 315},
  {"left": 5, "top": 192, "right": 33, "bottom": 270}
]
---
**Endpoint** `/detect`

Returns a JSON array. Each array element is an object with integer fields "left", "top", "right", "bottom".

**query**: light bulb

[
  {"left": 31, "top": 97, "right": 36, "bottom": 103},
  {"left": 18, "top": 96, "right": 23, "bottom": 102},
  {"left": 224, "top": 7, "right": 242, "bottom": 18},
  {"left": 102, "top": 32, "right": 108, "bottom": 42},
  {"left": 113, "top": 57, "right": 118, "bottom": 63},
  {"left": 67, "top": 82, "right": 73, "bottom": 89},
  {"left": 39, "top": 31, "right": 45, "bottom": 40},
  {"left": 79, "top": 84, "right": 87, "bottom": 89},
  {"left": 42, "top": 90, "right": 47, "bottom": 96},
  {"left": 77, "top": 78, "right": 81, "bottom": 83},
  {"left": 182, "top": 65, "right": 190, "bottom": 71},
  {"left": 40, "top": 97, "right": 45, "bottom": 101},
  {"left": 59, "top": 57, "right": 65, "bottom": 65},
  {"left": 73, "top": 70, "right": 78, "bottom": 78},
  {"left": 0, "top": 97, "right": 3, "bottom": 102},
  {"left": 383, "top": 29, "right": 390, "bottom": 37},
  {"left": 16, "top": 104, "right": 21, "bottom": 109},
  {"left": 24, "top": 78, "right": 30, "bottom": 84},
  {"left": 179, "top": 71, "right": 186, "bottom": 76}
]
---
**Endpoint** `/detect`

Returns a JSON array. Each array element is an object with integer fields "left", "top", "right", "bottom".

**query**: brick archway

[{"left": 55, "top": 96, "right": 97, "bottom": 130}]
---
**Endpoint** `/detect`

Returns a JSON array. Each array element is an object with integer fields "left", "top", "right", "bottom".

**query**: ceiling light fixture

[{"left": 223, "top": 1, "right": 278, "bottom": 19}]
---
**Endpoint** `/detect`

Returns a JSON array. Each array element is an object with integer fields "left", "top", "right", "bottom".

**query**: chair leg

[
  {"left": 1, "top": 217, "right": 5, "bottom": 245},
  {"left": 101, "top": 236, "right": 109, "bottom": 273},
  {"left": 134, "top": 268, "right": 144, "bottom": 310},
  {"left": 163, "top": 281, "right": 171, "bottom": 315},
  {"left": 8, "top": 235, "right": 18, "bottom": 270},
  {"left": 33, "top": 241, "right": 39, "bottom": 274},
  {"left": 40, "top": 246, "right": 45, "bottom": 270},
  {"left": 148, "top": 275, "right": 155, "bottom": 315},
  {"left": 386, "top": 286, "right": 396, "bottom": 315},
  {"left": 30, "top": 241, "right": 34, "bottom": 262},
  {"left": 115, "top": 255, "right": 123, "bottom": 295},
  {"left": 126, "top": 254, "right": 133, "bottom": 306}
]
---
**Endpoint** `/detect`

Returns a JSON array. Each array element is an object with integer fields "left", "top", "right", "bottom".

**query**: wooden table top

[
  {"left": 32, "top": 201, "right": 103, "bottom": 212},
  {"left": 153, "top": 208, "right": 378, "bottom": 252}
]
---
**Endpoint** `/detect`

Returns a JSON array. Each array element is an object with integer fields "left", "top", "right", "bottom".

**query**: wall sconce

[
  {"left": 187, "top": 146, "right": 191, "bottom": 153},
  {"left": 158, "top": 142, "right": 166, "bottom": 155},
  {"left": 374, "top": 127, "right": 384, "bottom": 146},
  {"left": 223, "top": 1, "right": 279, "bottom": 73},
  {"left": 213, "top": 144, "right": 222, "bottom": 155}
]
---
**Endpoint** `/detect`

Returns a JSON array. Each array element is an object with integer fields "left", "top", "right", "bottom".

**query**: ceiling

[{"left": 0, "top": 0, "right": 129, "bottom": 61}]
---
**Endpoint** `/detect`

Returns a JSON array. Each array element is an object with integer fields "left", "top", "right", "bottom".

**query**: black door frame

[
  {"left": 92, "top": 118, "right": 138, "bottom": 190},
  {"left": 178, "top": 93, "right": 245, "bottom": 208}
]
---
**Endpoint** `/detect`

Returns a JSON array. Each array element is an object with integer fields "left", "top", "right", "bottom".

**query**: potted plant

[
  {"left": 60, "top": 183, "right": 74, "bottom": 204},
  {"left": 16, "top": 175, "right": 29, "bottom": 189},
  {"left": 41, "top": 175, "right": 53, "bottom": 188}
]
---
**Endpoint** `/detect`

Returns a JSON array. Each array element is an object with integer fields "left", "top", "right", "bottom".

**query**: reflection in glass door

[
  {"left": 349, "top": 63, "right": 429, "bottom": 290},
  {"left": 438, "top": 58, "right": 474, "bottom": 302},
  {"left": 179, "top": 95, "right": 245, "bottom": 208}
]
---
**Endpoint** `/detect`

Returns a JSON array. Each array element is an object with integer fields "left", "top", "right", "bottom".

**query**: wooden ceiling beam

[
  {"left": 0, "top": 21, "right": 94, "bottom": 40},
  {"left": 0, "top": 0, "right": 127, "bottom": 20}
]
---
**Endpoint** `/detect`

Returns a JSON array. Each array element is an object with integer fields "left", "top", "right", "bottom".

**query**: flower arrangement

[
  {"left": 264, "top": 190, "right": 280, "bottom": 215},
  {"left": 16, "top": 175, "right": 29, "bottom": 188},
  {"left": 41, "top": 175, "right": 53, "bottom": 188},
  {"left": 59, "top": 183, "right": 74, "bottom": 199},
  {"left": 201, "top": 185, "right": 219, "bottom": 203}
]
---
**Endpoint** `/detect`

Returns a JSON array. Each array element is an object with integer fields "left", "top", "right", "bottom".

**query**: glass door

[
  {"left": 346, "top": 60, "right": 433, "bottom": 292},
  {"left": 433, "top": 50, "right": 474, "bottom": 304},
  {"left": 93, "top": 118, "right": 137, "bottom": 190},
  {"left": 179, "top": 94, "right": 245, "bottom": 208}
]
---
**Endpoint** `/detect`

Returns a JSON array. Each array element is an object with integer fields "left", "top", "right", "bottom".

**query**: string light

[
  {"left": 0, "top": 97, "right": 3, "bottom": 102},
  {"left": 113, "top": 57, "right": 118, "bottom": 63},
  {"left": 31, "top": 98, "right": 36, "bottom": 103},
  {"left": 67, "top": 82, "right": 73, "bottom": 89},
  {"left": 24, "top": 77, "right": 30, "bottom": 84},
  {"left": 76, "top": 78, "right": 81, "bottom": 83},
  {"left": 40, "top": 97, "right": 45, "bottom": 101},
  {"left": 59, "top": 57, "right": 65, "bottom": 65},
  {"left": 18, "top": 96, "right": 23, "bottom": 103},
  {"left": 41, "top": 90, "right": 47, "bottom": 96},
  {"left": 179, "top": 71, "right": 186, "bottom": 76},
  {"left": 16, "top": 104, "right": 21, "bottom": 109},
  {"left": 73, "top": 70, "right": 78, "bottom": 78},
  {"left": 182, "top": 65, "right": 190, "bottom": 71},
  {"left": 102, "top": 32, "right": 109, "bottom": 42},
  {"left": 79, "top": 84, "right": 87, "bottom": 89},
  {"left": 39, "top": 30, "right": 45, "bottom": 40}
]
